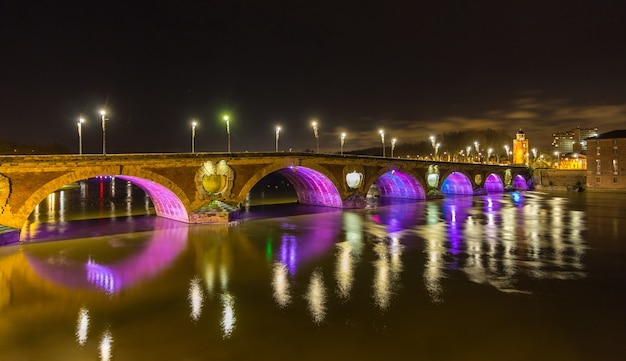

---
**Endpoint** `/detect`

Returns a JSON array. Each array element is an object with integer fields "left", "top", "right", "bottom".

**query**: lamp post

[
  {"left": 504, "top": 145, "right": 510, "bottom": 162},
  {"left": 488, "top": 148, "right": 493, "bottom": 164},
  {"left": 466, "top": 146, "right": 471, "bottom": 162},
  {"left": 555, "top": 151, "right": 560, "bottom": 169},
  {"left": 311, "top": 121, "right": 319, "bottom": 153},
  {"left": 191, "top": 121, "right": 197, "bottom": 153},
  {"left": 100, "top": 110, "right": 107, "bottom": 155},
  {"left": 77, "top": 117, "right": 84, "bottom": 155},
  {"left": 340, "top": 132, "right": 346, "bottom": 155},
  {"left": 379, "top": 129, "right": 385, "bottom": 157},
  {"left": 223, "top": 115, "right": 231, "bottom": 153},
  {"left": 275, "top": 126, "right": 281, "bottom": 152},
  {"left": 435, "top": 142, "right": 440, "bottom": 160},
  {"left": 391, "top": 138, "right": 397, "bottom": 158}
]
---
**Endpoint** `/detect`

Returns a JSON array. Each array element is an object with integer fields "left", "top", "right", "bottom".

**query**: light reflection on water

[{"left": 1, "top": 190, "right": 625, "bottom": 360}]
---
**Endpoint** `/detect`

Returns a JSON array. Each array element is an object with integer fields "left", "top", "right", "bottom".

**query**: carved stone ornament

[
  {"left": 426, "top": 164, "right": 440, "bottom": 189},
  {"left": 343, "top": 164, "right": 365, "bottom": 191},
  {"left": 474, "top": 173, "right": 483, "bottom": 185},
  {"left": 195, "top": 160, "right": 234, "bottom": 200}
]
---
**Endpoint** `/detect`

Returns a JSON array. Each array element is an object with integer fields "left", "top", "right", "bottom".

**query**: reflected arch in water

[
  {"left": 375, "top": 170, "right": 426, "bottom": 200},
  {"left": 484, "top": 173, "right": 504, "bottom": 193},
  {"left": 269, "top": 167, "right": 342, "bottom": 207},
  {"left": 24, "top": 218, "right": 189, "bottom": 294},
  {"left": 513, "top": 175, "right": 529, "bottom": 191},
  {"left": 441, "top": 172, "right": 473, "bottom": 195}
]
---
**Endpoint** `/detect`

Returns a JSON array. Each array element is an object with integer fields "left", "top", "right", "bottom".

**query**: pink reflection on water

[{"left": 26, "top": 218, "right": 189, "bottom": 293}]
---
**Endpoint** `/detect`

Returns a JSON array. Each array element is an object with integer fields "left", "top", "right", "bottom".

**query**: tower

[{"left": 513, "top": 129, "right": 529, "bottom": 165}]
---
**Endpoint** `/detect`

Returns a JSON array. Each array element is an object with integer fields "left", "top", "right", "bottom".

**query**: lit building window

[
  {"left": 613, "top": 159, "right": 619, "bottom": 175},
  {"left": 596, "top": 159, "right": 601, "bottom": 175}
]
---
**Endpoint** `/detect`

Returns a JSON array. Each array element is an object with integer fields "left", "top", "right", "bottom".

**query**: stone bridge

[{"left": 0, "top": 152, "right": 531, "bottom": 231}]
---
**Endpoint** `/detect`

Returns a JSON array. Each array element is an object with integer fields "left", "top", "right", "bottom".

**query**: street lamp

[
  {"left": 340, "top": 132, "right": 346, "bottom": 155},
  {"left": 191, "top": 121, "right": 197, "bottom": 153},
  {"left": 435, "top": 142, "right": 440, "bottom": 160},
  {"left": 555, "top": 151, "right": 560, "bottom": 168},
  {"left": 488, "top": 148, "right": 493, "bottom": 164},
  {"left": 504, "top": 145, "right": 510, "bottom": 162},
  {"left": 466, "top": 146, "right": 471, "bottom": 162},
  {"left": 100, "top": 110, "right": 107, "bottom": 155},
  {"left": 391, "top": 138, "right": 397, "bottom": 158},
  {"left": 77, "top": 117, "right": 84, "bottom": 155},
  {"left": 275, "top": 126, "right": 281, "bottom": 152},
  {"left": 311, "top": 121, "right": 319, "bottom": 153},
  {"left": 379, "top": 129, "right": 385, "bottom": 157},
  {"left": 223, "top": 115, "right": 231, "bottom": 153}
]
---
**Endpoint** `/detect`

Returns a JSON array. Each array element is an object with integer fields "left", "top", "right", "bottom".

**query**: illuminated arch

[
  {"left": 16, "top": 169, "right": 191, "bottom": 230},
  {"left": 276, "top": 166, "right": 343, "bottom": 207},
  {"left": 441, "top": 172, "right": 473, "bottom": 195},
  {"left": 513, "top": 175, "right": 528, "bottom": 191},
  {"left": 375, "top": 170, "right": 425, "bottom": 199},
  {"left": 484, "top": 173, "right": 504, "bottom": 193}
]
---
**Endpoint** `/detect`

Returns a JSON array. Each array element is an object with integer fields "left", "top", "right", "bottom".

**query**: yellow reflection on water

[
  {"left": 99, "top": 329, "right": 113, "bottom": 361},
  {"left": 372, "top": 237, "right": 403, "bottom": 310},
  {"left": 335, "top": 242, "right": 354, "bottom": 299},
  {"left": 75, "top": 307, "right": 89, "bottom": 346},
  {"left": 188, "top": 276, "right": 204, "bottom": 321},
  {"left": 272, "top": 262, "right": 291, "bottom": 308},
  {"left": 220, "top": 293, "right": 236, "bottom": 338},
  {"left": 305, "top": 270, "right": 326, "bottom": 324}
]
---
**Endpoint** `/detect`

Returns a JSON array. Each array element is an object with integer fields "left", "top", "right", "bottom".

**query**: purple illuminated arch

[
  {"left": 117, "top": 176, "right": 189, "bottom": 223},
  {"left": 513, "top": 175, "right": 528, "bottom": 191},
  {"left": 484, "top": 173, "right": 504, "bottom": 193},
  {"left": 276, "top": 167, "right": 342, "bottom": 207},
  {"left": 441, "top": 172, "right": 473, "bottom": 195},
  {"left": 375, "top": 170, "right": 425, "bottom": 199}
]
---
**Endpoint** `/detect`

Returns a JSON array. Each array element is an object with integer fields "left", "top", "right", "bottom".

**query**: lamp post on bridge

[
  {"left": 340, "top": 132, "right": 346, "bottom": 155},
  {"left": 311, "top": 121, "right": 319, "bottom": 153},
  {"left": 77, "top": 117, "right": 84, "bottom": 155},
  {"left": 100, "top": 110, "right": 108, "bottom": 155},
  {"left": 275, "top": 126, "right": 281, "bottom": 152},
  {"left": 391, "top": 138, "right": 397, "bottom": 158},
  {"left": 379, "top": 129, "right": 385, "bottom": 157},
  {"left": 191, "top": 121, "right": 197, "bottom": 153},
  {"left": 223, "top": 115, "right": 231, "bottom": 153}
]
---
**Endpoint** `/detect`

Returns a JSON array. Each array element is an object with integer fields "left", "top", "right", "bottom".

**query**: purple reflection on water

[
  {"left": 275, "top": 213, "right": 341, "bottom": 274},
  {"left": 116, "top": 176, "right": 189, "bottom": 223},
  {"left": 25, "top": 218, "right": 189, "bottom": 293},
  {"left": 484, "top": 173, "right": 504, "bottom": 193},
  {"left": 376, "top": 171, "right": 425, "bottom": 199},
  {"left": 369, "top": 201, "right": 426, "bottom": 233},
  {"left": 441, "top": 172, "right": 473, "bottom": 195},
  {"left": 513, "top": 175, "right": 529, "bottom": 191},
  {"left": 277, "top": 167, "right": 342, "bottom": 207}
]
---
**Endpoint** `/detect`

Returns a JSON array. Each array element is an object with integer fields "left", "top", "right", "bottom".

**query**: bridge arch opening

[
  {"left": 374, "top": 170, "right": 425, "bottom": 199},
  {"left": 484, "top": 173, "right": 504, "bottom": 193},
  {"left": 513, "top": 175, "right": 529, "bottom": 191},
  {"left": 441, "top": 172, "right": 473, "bottom": 195},
  {"left": 116, "top": 176, "right": 189, "bottom": 223},
  {"left": 268, "top": 166, "right": 342, "bottom": 207}
]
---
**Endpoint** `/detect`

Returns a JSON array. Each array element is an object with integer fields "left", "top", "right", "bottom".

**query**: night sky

[{"left": 2, "top": 1, "right": 625, "bottom": 154}]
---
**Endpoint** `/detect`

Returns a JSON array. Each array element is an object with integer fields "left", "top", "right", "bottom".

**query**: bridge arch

[
  {"left": 441, "top": 171, "right": 474, "bottom": 195},
  {"left": 513, "top": 174, "right": 529, "bottom": 191},
  {"left": 372, "top": 169, "right": 426, "bottom": 199},
  {"left": 15, "top": 167, "right": 191, "bottom": 230},
  {"left": 238, "top": 163, "right": 343, "bottom": 208},
  {"left": 484, "top": 173, "right": 504, "bottom": 193}
]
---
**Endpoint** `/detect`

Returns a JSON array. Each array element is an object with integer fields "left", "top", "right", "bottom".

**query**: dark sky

[{"left": 2, "top": 1, "right": 625, "bottom": 154}]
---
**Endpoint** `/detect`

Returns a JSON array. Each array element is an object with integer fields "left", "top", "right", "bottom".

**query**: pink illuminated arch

[
  {"left": 484, "top": 173, "right": 504, "bottom": 193},
  {"left": 375, "top": 170, "right": 425, "bottom": 199},
  {"left": 513, "top": 175, "right": 528, "bottom": 191},
  {"left": 441, "top": 172, "right": 473, "bottom": 195},
  {"left": 276, "top": 166, "right": 342, "bottom": 207},
  {"left": 117, "top": 176, "right": 189, "bottom": 223}
]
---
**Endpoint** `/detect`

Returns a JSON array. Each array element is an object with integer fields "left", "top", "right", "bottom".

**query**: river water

[{"left": 1, "top": 178, "right": 625, "bottom": 360}]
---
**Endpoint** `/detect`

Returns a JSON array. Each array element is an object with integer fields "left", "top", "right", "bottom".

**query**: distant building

[
  {"left": 512, "top": 129, "right": 528, "bottom": 165},
  {"left": 552, "top": 126, "right": 598, "bottom": 153},
  {"left": 586, "top": 129, "right": 626, "bottom": 190},
  {"left": 558, "top": 153, "right": 586, "bottom": 170}
]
